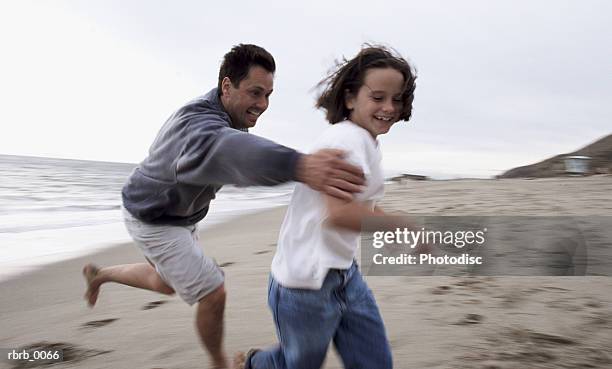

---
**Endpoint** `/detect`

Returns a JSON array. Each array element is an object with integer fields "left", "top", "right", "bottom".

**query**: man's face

[{"left": 220, "top": 66, "right": 274, "bottom": 129}]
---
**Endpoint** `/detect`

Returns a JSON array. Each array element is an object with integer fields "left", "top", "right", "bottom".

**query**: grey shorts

[{"left": 122, "top": 207, "right": 224, "bottom": 305}]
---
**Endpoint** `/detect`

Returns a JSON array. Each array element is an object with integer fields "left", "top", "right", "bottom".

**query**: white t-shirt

[{"left": 271, "top": 121, "right": 385, "bottom": 289}]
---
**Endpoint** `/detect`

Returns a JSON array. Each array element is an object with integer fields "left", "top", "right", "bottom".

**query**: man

[{"left": 82, "top": 44, "right": 364, "bottom": 369}]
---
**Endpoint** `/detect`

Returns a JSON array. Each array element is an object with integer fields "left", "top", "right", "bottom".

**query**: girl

[{"left": 236, "top": 45, "right": 417, "bottom": 369}]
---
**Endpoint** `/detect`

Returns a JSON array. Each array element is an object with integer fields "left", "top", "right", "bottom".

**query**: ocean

[{"left": 0, "top": 155, "right": 294, "bottom": 281}]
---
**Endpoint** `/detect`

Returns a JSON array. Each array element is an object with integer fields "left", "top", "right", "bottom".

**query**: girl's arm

[
  {"left": 325, "top": 196, "right": 432, "bottom": 254},
  {"left": 325, "top": 196, "right": 415, "bottom": 231},
  {"left": 325, "top": 195, "right": 385, "bottom": 232}
]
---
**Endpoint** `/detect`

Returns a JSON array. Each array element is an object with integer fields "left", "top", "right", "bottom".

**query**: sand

[{"left": 1, "top": 177, "right": 611, "bottom": 368}]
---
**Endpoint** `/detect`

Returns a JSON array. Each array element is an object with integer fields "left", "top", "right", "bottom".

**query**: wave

[
  {"left": 1, "top": 204, "right": 121, "bottom": 215},
  {"left": 1, "top": 219, "right": 120, "bottom": 233}
]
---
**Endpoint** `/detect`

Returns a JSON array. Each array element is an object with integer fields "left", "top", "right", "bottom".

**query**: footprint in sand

[
  {"left": 142, "top": 300, "right": 168, "bottom": 310},
  {"left": 455, "top": 313, "right": 484, "bottom": 325},
  {"left": 431, "top": 285, "right": 452, "bottom": 295},
  {"left": 457, "top": 327, "right": 609, "bottom": 368},
  {"left": 11, "top": 341, "right": 113, "bottom": 369},
  {"left": 12, "top": 341, "right": 112, "bottom": 366},
  {"left": 80, "top": 318, "right": 118, "bottom": 329},
  {"left": 254, "top": 250, "right": 271, "bottom": 255},
  {"left": 584, "top": 298, "right": 603, "bottom": 309},
  {"left": 218, "top": 262, "right": 235, "bottom": 268},
  {"left": 527, "top": 331, "right": 576, "bottom": 345}
]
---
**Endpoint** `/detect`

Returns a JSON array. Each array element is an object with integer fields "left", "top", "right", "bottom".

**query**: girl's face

[{"left": 346, "top": 67, "right": 405, "bottom": 138}]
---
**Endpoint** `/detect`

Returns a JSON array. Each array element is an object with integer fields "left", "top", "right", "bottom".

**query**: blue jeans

[{"left": 248, "top": 262, "right": 392, "bottom": 369}]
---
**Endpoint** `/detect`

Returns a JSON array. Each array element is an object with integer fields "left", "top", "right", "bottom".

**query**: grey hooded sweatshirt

[{"left": 122, "top": 88, "right": 301, "bottom": 226}]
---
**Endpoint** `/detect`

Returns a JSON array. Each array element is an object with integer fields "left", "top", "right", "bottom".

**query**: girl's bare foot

[
  {"left": 83, "top": 263, "right": 101, "bottom": 307},
  {"left": 232, "top": 351, "right": 246, "bottom": 369},
  {"left": 211, "top": 356, "right": 229, "bottom": 369},
  {"left": 233, "top": 349, "right": 258, "bottom": 369}
]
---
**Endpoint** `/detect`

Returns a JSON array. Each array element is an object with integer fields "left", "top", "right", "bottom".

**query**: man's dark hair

[
  {"left": 217, "top": 44, "right": 276, "bottom": 93},
  {"left": 316, "top": 45, "right": 417, "bottom": 124}
]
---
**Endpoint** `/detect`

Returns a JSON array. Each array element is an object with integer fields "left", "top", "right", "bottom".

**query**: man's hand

[{"left": 295, "top": 149, "right": 365, "bottom": 201}]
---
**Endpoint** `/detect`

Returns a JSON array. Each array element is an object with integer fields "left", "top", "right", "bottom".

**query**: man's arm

[
  {"left": 177, "top": 126, "right": 299, "bottom": 186},
  {"left": 177, "top": 125, "right": 364, "bottom": 200}
]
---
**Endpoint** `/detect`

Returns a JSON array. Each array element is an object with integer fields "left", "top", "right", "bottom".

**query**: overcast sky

[{"left": 1, "top": 0, "right": 610, "bottom": 178}]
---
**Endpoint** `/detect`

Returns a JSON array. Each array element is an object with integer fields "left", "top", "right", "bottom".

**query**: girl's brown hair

[{"left": 316, "top": 45, "right": 416, "bottom": 124}]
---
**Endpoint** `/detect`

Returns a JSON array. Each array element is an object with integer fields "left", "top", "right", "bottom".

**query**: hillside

[{"left": 499, "top": 134, "right": 612, "bottom": 178}]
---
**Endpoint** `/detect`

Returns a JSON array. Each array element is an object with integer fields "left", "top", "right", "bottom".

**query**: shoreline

[{"left": 0, "top": 205, "right": 288, "bottom": 284}]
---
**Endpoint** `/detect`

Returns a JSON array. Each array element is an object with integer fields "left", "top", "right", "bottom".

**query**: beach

[{"left": 1, "top": 177, "right": 611, "bottom": 368}]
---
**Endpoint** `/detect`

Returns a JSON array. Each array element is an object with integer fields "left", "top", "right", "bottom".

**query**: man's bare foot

[
  {"left": 83, "top": 263, "right": 101, "bottom": 307},
  {"left": 232, "top": 352, "right": 246, "bottom": 369}
]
